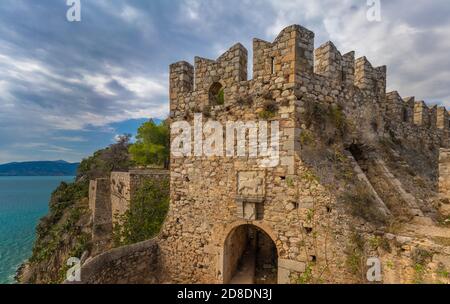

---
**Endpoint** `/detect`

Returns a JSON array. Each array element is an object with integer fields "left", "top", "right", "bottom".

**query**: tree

[
  {"left": 129, "top": 119, "right": 170, "bottom": 168},
  {"left": 77, "top": 134, "right": 133, "bottom": 180}
]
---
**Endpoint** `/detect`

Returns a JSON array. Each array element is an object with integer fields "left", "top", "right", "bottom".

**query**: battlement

[
  {"left": 386, "top": 91, "right": 409, "bottom": 123},
  {"left": 414, "top": 100, "right": 432, "bottom": 127},
  {"left": 437, "top": 106, "right": 449, "bottom": 130},
  {"left": 194, "top": 43, "right": 248, "bottom": 91},
  {"left": 169, "top": 61, "right": 194, "bottom": 103},
  {"left": 169, "top": 24, "right": 392, "bottom": 103},
  {"left": 354, "top": 57, "right": 386, "bottom": 96},
  {"left": 253, "top": 24, "right": 315, "bottom": 80},
  {"left": 314, "top": 41, "right": 355, "bottom": 86}
]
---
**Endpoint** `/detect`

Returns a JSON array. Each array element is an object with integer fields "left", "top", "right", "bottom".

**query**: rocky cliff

[{"left": 16, "top": 179, "right": 93, "bottom": 284}]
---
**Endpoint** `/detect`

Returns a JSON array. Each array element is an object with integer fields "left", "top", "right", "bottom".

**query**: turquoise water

[{"left": 0, "top": 176, "right": 74, "bottom": 284}]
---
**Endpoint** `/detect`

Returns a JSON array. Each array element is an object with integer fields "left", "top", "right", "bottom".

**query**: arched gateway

[{"left": 222, "top": 224, "right": 278, "bottom": 284}]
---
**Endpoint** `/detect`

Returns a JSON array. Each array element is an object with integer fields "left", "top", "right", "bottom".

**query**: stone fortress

[{"left": 81, "top": 24, "right": 450, "bottom": 284}]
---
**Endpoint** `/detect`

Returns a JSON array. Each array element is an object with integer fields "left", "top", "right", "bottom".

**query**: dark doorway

[{"left": 223, "top": 225, "right": 277, "bottom": 284}]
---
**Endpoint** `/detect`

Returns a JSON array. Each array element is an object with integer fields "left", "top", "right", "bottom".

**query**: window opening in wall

[{"left": 209, "top": 82, "right": 224, "bottom": 106}]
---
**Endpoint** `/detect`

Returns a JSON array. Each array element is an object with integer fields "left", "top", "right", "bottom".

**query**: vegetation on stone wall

[
  {"left": 340, "top": 184, "right": 388, "bottom": 225},
  {"left": 129, "top": 119, "right": 170, "bottom": 168},
  {"left": 302, "top": 99, "right": 348, "bottom": 142},
  {"left": 113, "top": 178, "right": 169, "bottom": 247},
  {"left": 259, "top": 99, "right": 278, "bottom": 119},
  {"left": 411, "top": 247, "right": 432, "bottom": 284},
  {"left": 345, "top": 231, "right": 366, "bottom": 282},
  {"left": 216, "top": 87, "right": 225, "bottom": 105}
]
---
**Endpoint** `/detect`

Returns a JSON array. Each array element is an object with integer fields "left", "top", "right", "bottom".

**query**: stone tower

[{"left": 155, "top": 24, "right": 450, "bottom": 284}]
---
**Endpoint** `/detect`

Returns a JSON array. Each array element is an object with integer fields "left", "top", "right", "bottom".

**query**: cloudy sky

[{"left": 0, "top": 0, "right": 449, "bottom": 163}]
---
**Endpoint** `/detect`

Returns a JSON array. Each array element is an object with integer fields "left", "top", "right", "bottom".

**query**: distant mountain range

[{"left": 0, "top": 160, "right": 79, "bottom": 176}]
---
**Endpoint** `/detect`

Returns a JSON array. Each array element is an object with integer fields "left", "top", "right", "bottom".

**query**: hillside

[
  {"left": 0, "top": 161, "right": 79, "bottom": 176},
  {"left": 16, "top": 136, "right": 134, "bottom": 284}
]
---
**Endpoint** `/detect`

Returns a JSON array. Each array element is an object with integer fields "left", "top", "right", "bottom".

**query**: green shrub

[
  {"left": 216, "top": 88, "right": 225, "bottom": 105},
  {"left": 259, "top": 100, "right": 278, "bottom": 119},
  {"left": 436, "top": 264, "right": 449, "bottom": 278},
  {"left": 328, "top": 105, "right": 346, "bottom": 134},
  {"left": 296, "top": 263, "right": 313, "bottom": 284},
  {"left": 345, "top": 231, "right": 366, "bottom": 280},
  {"left": 300, "top": 130, "right": 314, "bottom": 145},
  {"left": 413, "top": 263, "right": 426, "bottom": 284},
  {"left": 412, "top": 248, "right": 432, "bottom": 266}
]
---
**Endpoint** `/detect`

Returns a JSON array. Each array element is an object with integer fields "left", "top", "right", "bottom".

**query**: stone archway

[{"left": 222, "top": 224, "right": 278, "bottom": 284}]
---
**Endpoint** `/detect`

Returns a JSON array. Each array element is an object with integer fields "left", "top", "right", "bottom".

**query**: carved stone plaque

[{"left": 237, "top": 171, "right": 265, "bottom": 198}]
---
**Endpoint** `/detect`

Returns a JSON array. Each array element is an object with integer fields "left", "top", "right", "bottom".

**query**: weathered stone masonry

[
  {"left": 159, "top": 24, "right": 450, "bottom": 284},
  {"left": 82, "top": 24, "right": 450, "bottom": 284}
]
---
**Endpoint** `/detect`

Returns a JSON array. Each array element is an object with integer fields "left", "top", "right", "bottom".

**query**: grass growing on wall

[{"left": 113, "top": 178, "right": 170, "bottom": 247}]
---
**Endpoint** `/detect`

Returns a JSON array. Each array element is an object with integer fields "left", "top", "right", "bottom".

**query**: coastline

[{"left": 0, "top": 176, "right": 76, "bottom": 285}]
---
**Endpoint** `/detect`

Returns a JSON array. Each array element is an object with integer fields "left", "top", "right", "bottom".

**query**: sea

[{"left": 0, "top": 176, "right": 74, "bottom": 284}]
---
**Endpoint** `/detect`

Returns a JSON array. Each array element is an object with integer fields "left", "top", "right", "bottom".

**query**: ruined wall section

[
  {"left": 109, "top": 170, "right": 169, "bottom": 223},
  {"left": 89, "top": 178, "right": 112, "bottom": 243},
  {"left": 305, "top": 41, "right": 388, "bottom": 147},
  {"left": 110, "top": 172, "right": 131, "bottom": 222},
  {"left": 88, "top": 169, "right": 169, "bottom": 253}
]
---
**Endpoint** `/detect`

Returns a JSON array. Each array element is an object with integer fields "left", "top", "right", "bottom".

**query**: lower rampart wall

[{"left": 74, "top": 239, "right": 161, "bottom": 284}]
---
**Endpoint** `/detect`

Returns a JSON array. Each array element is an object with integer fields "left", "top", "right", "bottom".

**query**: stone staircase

[
  {"left": 346, "top": 150, "right": 450, "bottom": 283},
  {"left": 372, "top": 158, "right": 425, "bottom": 217}
]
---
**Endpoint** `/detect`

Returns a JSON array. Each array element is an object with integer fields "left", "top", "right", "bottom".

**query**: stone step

[{"left": 400, "top": 223, "right": 450, "bottom": 240}]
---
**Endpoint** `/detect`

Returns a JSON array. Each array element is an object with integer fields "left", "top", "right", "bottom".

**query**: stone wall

[
  {"left": 110, "top": 172, "right": 131, "bottom": 222},
  {"left": 74, "top": 239, "right": 161, "bottom": 284},
  {"left": 89, "top": 178, "right": 112, "bottom": 242}
]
